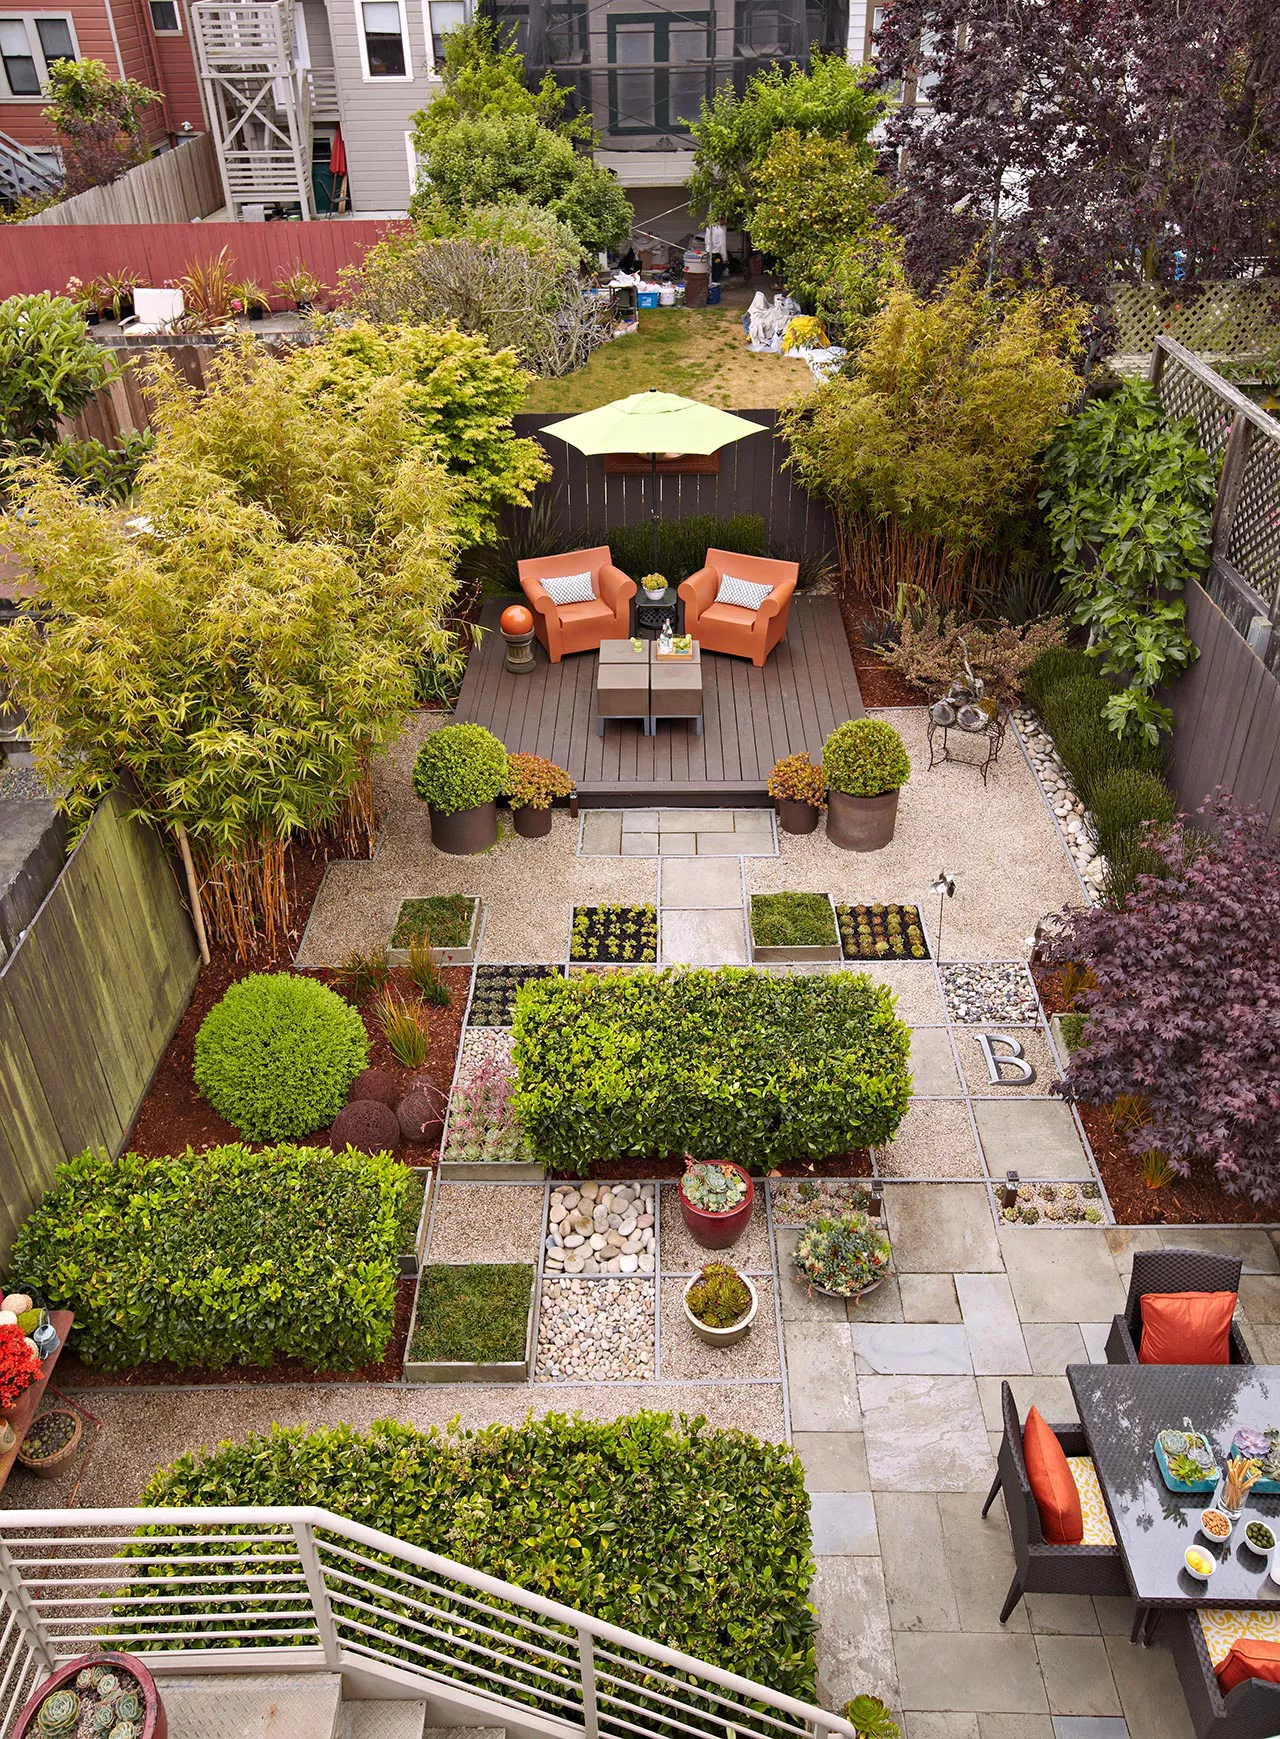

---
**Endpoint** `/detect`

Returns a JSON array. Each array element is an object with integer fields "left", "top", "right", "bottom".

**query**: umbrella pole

[{"left": 650, "top": 452, "right": 660, "bottom": 573}]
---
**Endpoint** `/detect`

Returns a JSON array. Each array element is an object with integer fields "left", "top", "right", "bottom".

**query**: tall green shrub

[
  {"left": 12, "top": 1144, "right": 406, "bottom": 1370},
  {"left": 0, "top": 294, "right": 118, "bottom": 452},
  {"left": 133, "top": 1413, "right": 818, "bottom": 1698},
  {"left": 512, "top": 968, "right": 911, "bottom": 1172}
]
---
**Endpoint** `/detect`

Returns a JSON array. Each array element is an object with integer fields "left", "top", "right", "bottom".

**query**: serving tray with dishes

[{"left": 1155, "top": 1425, "right": 1219, "bottom": 1494}]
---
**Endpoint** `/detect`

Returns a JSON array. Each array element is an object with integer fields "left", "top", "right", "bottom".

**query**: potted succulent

[
  {"left": 794, "top": 1210, "right": 891, "bottom": 1301},
  {"left": 640, "top": 571, "right": 668, "bottom": 602},
  {"left": 505, "top": 752, "right": 575, "bottom": 839},
  {"left": 17, "top": 1406, "right": 82, "bottom": 1480},
  {"left": 413, "top": 723, "right": 509, "bottom": 854},
  {"left": 767, "top": 751, "right": 826, "bottom": 835},
  {"left": 11, "top": 1652, "right": 167, "bottom": 1739},
  {"left": 0, "top": 1320, "right": 42, "bottom": 1422},
  {"left": 682, "top": 1262, "right": 758, "bottom": 1346},
  {"left": 822, "top": 718, "right": 911, "bottom": 850},
  {"left": 678, "top": 1160, "right": 754, "bottom": 1249}
]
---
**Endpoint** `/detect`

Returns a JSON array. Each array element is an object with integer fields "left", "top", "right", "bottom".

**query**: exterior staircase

[
  {"left": 155, "top": 1675, "right": 505, "bottom": 1738},
  {"left": 0, "top": 130, "right": 60, "bottom": 204}
]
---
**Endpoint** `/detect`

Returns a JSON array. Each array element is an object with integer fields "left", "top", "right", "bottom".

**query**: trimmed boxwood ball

[
  {"left": 331, "top": 1099, "right": 400, "bottom": 1154},
  {"left": 349, "top": 1067, "right": 401, "bottom": 1109},
  {"left": 412, "top": 723, "right": 508, "bottom": 817},
  {"left": 823, "top": 718, "right": 911, "bottom": 797},
  {"left": 398, "top": 1084, "right": 447, "bottom": 1145},
  {"left": 194, "top": 972, "right": 368, "bottom": 1141}
]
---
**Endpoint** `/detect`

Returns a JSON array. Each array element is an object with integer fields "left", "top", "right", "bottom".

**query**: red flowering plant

[{"left": 0, "top": 1323, "right": 41, "bottom": 1410}]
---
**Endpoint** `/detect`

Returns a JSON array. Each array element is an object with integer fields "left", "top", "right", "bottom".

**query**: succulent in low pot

[
  {"left": 505, "top": 752, "right": 575, "bottom": 838},
  {"left": 678, "top": 1159, "right": 754, "bottom": 1250},
  {"left": 640, "top": 570, "right": 668, "bottom": 601},
  {"left": 822, "top": 718, "right": 911, "bottom": 851},
  {"left": 767, "top": 751, "right": 826, "bottom": 834},
  {"left": 16, "top": 1406, "right": 82, "bottom": 1479},
  {"left": 413, "top": 723, "right": 509, "bottom": 854},
  {"left": 682, "top": 1261, "right": 758, "bottom": 1346},
  {"left": 794, "top": 1209, "right": 891, "bottom": 1300}
]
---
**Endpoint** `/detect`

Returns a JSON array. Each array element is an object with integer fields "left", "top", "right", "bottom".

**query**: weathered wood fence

[
  {"left": 513, "top": 410, "right": 837, "bottom": 561},
  {"left": 21, "top": 133, "right": 223, "bottom": 227},
  {"left": 59, "top": 341, "right": 293, "bottom": 445},
  {"left": 0, "top": 786, "right": 199, "bottom": 1260}
]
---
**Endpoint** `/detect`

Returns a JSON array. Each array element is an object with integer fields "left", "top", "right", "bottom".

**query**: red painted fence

[{"left": 0, "top": 221, "right": 410, "bottom": 302}]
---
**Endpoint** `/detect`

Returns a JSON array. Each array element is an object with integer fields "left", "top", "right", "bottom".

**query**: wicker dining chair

[
  {"left": 1105, "top": 1248, "right": 1250, "bottom": 1366},
  {"left": 981, "top": 1380, "right": 1129, "bottom": 1622},
  {"left": 1166, "top": 1610, "right": 1280, "bottom": 1739}
]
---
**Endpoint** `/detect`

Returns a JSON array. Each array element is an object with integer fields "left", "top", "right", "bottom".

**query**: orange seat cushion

[
  {"left": 1139, "top": 1292, "right": 1236, "bottom": 1365},
  {"left": 1216, "top": 1639, "right": 1280, "bottom": 1694},
  {"left": 699, "top": 602, "right": 758, "bottom": 631},
  {"left": 1023, "top": 1406, "right": 1083, "bottom": 1544},
  {"left": 557, "top": 600, "right": 614, "bottom": 626}
]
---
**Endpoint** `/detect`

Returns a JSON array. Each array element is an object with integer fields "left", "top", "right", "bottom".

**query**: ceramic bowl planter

[
  {"left": 793, "top": 1209, "right": 892, "bottom": 1303},
  {"left": 821, "top": 720, "right": 911, "bottom": 853},
  {"left": 682, "top": 1268, "right": 758, "bottom": 1346},
  {"left": 12, "top": 1652, "right": 167, "bottom": 1739},
  {"left": 678, "top": 1162, "right": 754, "bottom": 1249}
]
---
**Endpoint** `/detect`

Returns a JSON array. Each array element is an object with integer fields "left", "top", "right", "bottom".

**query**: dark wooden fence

[
  {"left": 1168, "top": 580, "right": 1280, "bottom": 832},
  {"left": 0, "top": 786, "right": 200, "bottom": 1261},
  {"left": 513, "top": 410, "right": 837, "bottom": 561}
]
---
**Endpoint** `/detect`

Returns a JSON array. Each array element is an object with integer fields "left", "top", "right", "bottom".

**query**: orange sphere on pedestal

[{"left": 500, "top": 604, "right": 534, "bottom": 636}]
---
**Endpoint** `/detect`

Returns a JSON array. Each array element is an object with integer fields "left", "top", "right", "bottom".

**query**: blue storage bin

[
  {"left": 637, "top": 290, "right": 659, "bottom": 308},
  {"left": 707, "top": 282, "right": 721, "bottom": 305}
]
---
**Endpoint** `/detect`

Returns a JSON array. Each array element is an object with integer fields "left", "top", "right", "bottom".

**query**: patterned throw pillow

[
  {"left": 541, "top": 571, "right": 596, "bottom": 607},
  {"left": 715, "top": 575, "right": 773, "bottom": 611}
]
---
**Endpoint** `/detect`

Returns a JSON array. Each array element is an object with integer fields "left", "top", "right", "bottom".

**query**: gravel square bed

[
  {"left": 659, "top": 1183, "right": 773, "bottom": 1272},
  {"left": 874, "top": 1099, "right": 983, "bottom": 1179},
  {"left": 954, "top": 1024, "right": 1059, "bottom": 1095},
  {"left": 535, "top": 1277, "right": 655, "bottom": 1381},
  {"left": 546, "top": 1180, "right": 655, "bottom": 1275},
  {"left": 468, "top": 963, "right": 565, "bottom": 1028},
  {"left": 426, "top": 1183, "right": 545, "bottom": 1264},
  {"left": 940, "top": 961, "right": 1040, "bottom": 1025},
  {"left": 770, "top": 1178, "right": 878, "bottom": 1228},
  {"left": 659, "top": 1276, "right": 780, "bottom": 1381},
  {"left": 455, "top": 1028, "right": 515, "bottom": 1091}
]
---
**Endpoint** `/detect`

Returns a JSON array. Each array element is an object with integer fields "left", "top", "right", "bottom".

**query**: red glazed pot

[
  {"left": 678, "top": 1164, "right": 754, "bottom": 1250},
  {"left": 12, "top": 1651, "right": 167, "bottom": 1739}
]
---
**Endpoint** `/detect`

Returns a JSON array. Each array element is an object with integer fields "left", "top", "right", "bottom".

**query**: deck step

[
  {"left": 340, "top": 1702, "right": 429, "bottom": 1739},
  {"left": 161, "top": 1672, "right": 343, "bottom": 1739},
  {"left": 420, "top": 1728, "right": 506, "bottom": 1738}
]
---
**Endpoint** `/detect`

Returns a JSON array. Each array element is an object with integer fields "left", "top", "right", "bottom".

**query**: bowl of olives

[{"left": 1246, "top": 1520, "right": 1276, "bottom": 1556}]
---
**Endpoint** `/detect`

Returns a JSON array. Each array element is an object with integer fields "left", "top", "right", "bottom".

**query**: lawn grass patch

[
  {"left": 391, "top": 895, "right": 476, "bottom": 949},
  {"left": 409, "top": 1263, "right": 533, "bottom": 1363},
  {"left": 395, "top": 1168, "right": 428, "bottom": 1253},
  {"left": 750, "top": 892, "right": 838, "bottom": 948}
]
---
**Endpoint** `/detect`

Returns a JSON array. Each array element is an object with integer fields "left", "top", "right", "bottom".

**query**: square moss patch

[
  {"left": 392, "top": 895, "right": 477, "bottom": 949},
  {"left": 750, "top": 892, "right": 838, "bottom": 949},
  {"left": 409, "top": 1263, "right": 533, "bottom": 1364}
]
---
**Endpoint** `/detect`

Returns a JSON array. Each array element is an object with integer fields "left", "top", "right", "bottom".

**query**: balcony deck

[{"left": 454, "top": 595, "right": 865, "bottom": 806}]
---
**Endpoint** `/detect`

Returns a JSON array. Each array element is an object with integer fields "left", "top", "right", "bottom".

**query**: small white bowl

[
  {"left": 1185, "top": 1546, "right": 1217, "bottom": 1582},
  {"left": 1200, "top": 1509, "right": 1235, "bottom": 1546}
]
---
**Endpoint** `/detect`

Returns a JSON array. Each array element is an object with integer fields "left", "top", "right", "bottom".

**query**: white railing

[{"left": 0, "top": 1506, "right": 856, "bottom": 1739}]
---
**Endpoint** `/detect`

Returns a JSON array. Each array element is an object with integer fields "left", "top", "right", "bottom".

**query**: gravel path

[{"left": 426, "top": 1183, "right": 544, "bottom": 1264}]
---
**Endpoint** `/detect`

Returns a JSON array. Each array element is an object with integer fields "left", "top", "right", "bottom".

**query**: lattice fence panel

[
  {"left": 1157, "top": 356, "right": 1235, "bottom": 464},
  {"left": 1227, "top": 436, "right": 1280, "bottom": 615},
  {"left": 1112, "top": 279, "right": 1280, "bottom": 359}
]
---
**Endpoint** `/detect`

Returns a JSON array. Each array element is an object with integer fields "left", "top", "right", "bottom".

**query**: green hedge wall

[
  {"left": 512, "top": 967, "right": 910, "bottom": 1173},
  {"left": 12, "top": 1144, "right": 407, "bottom": 1371},
  {"left": 134, "top": 1413, "right": 817, "bottom": 1699}
]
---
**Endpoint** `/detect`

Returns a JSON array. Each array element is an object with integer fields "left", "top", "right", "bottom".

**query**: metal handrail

[{"left": 0, "top": 1505, "right": 856, "bottom": 1739}]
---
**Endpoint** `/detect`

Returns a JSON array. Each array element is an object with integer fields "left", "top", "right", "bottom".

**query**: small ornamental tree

[
  {"left": 1047, "top": 794, "right": 1280, "bottom": 1201},
  {"left": 42, "top": 58, "right": 160, "bottom": 195},
  {"left": 0, "top": 293, "right": 118, "bottom": 452}
]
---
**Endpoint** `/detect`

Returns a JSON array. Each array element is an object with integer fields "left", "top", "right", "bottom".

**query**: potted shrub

[
  {"left": 640, "top": 570, "right": 669, "bottom": 602},
  {"left": 275, "top": 267, "right": 323, "bottom": 313},
  {"left": 678, "top": 1160, "right": 754, "bottom": 1250},
  {"left": 682, "top": 1262, "right": 758, "bottom": 1346},
  {"left": 823, "top": 719, "right": 911, "bottom": 850},
  {"left": 0, "top": 1321, "right": 42, "bottom": 1422},
  {"left": 16, "top": 1406, "right": 82, "bottom": 1479},
  {"left": 231, "top": 279, "right": 269, "bottom": 321},
  {"left": 505, "top": 752, "right": 575, "bottom": 838},
  {"left": 413, "top": 723, "right": 509, "bottom": 854},
  {"left": 767, "top": 751, "right": 826, "bottom": 834},
  {"left": 794, "top": 1210, "right": 891, "bottom": 1301}
]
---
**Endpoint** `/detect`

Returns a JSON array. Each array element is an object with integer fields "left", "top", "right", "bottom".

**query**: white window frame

[
  {"left": 0, "top": 11, "right": 80, "bottom": 101},
  {"left": 422, "top": 0, "right": 466, "bottom": 76},
  {"left": 147, "top": 0, "right": 183, "bottom": 35},
  {"left": 355, "top": 0, "right": 412, "bottom": 82}
]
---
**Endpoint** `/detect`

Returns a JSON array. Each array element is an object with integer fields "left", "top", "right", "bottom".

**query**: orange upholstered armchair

[
  {"left": 679, "top": 549, "right": 798, "bottom": 667},
  {"left": 518, "top": 547, "right": 636, "bottom": 664}
]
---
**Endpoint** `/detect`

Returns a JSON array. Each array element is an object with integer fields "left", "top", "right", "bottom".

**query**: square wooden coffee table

[
  {"left": 596, "top": 640, "right": 651, "bottom": 735},
  {"left": 650, "top": 643, "right": 703, "bottom": 735}
]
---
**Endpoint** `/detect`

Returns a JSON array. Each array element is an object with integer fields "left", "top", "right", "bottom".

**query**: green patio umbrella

[{"left": 541, "top": 389, "right": 767, "bottom": 572}]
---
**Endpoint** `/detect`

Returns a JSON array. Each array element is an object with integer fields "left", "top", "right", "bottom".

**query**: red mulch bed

[
  {"left": 1034, "top": 962, "right": 1277, "bottom": 1226},
  {"left": 55, "top": 1275, "right": 417, "bottom": 1390},
  {"left": 832, "top": 592, "right": 929, "bottom": 708}
]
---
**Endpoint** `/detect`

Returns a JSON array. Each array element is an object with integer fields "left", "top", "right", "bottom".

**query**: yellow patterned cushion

[
  {"left": 1066, "top": 1456, "right": 1117, "bottom": 1547},
  {"left": 1199, "top": 1608, "right": 1280, "bottom": 1669}
]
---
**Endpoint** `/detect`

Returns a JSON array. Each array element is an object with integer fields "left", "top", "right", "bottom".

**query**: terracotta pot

[
  {"left": 678, "top": 1165, "right": 755, "bottom": 1250},
  {"left": 777, "top": 797, "right": 820, "bottom": 835},
  {"left": 16, "top": 1407, "right": 81, "bottom": 1480},
  {"left": 826, "top": 787, "right": 899, "bottom": 851},
  {"left": 682, "top": 1272, "right": 758, "bottom": 1345},
  {"left": 11, "top": 1651, "right": 167, "bottom": 1739},
  {"left": 428, "top": 800, "right": 497, "bottom": 855},
  {"left": 513, "top": 806, "right": 552, "bottom": 839}
]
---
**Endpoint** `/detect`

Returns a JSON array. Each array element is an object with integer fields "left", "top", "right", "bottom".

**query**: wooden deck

[{"left": 456, "top": 596, "right": 865, "bottom": 805}]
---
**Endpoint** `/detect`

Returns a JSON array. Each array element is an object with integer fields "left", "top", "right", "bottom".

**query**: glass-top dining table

[{"left": 1068, "top": 1363, "right": 1280, "bottom": 1643}]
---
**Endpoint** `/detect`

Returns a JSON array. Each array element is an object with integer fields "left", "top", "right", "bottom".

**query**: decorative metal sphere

[{"left": 500, "top": 604, "right": 534, "bottom": 636}]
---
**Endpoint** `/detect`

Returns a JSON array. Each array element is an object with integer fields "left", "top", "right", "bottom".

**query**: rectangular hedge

[
  {"left": 511, "top": 967, "right": 911, "bottom": 1173},
  {"left": 11, "top": 1144, "right": 407, "bottom": 1371}
]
